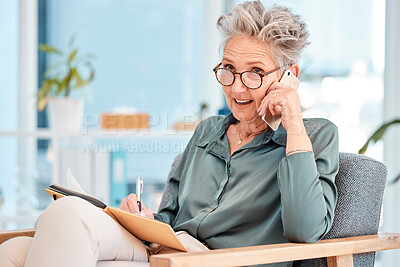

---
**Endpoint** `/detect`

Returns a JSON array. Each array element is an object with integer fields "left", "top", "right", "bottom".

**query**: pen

[{"left": 136, "top": 176, "right": 143, "bottom": 212}]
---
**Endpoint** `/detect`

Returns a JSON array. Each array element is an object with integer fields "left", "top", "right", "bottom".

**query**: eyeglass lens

[{"left": 216, "top": 69, "right": 262, "bottom": 89}]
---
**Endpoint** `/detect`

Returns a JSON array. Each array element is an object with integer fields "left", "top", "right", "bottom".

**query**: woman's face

[{"left": 221, "top": 35, "right": 280, "bottom": 124}]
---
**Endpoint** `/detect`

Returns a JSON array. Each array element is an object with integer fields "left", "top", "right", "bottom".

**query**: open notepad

[{"left": 45, "top": 178, "right": 188, "bottom": 252}]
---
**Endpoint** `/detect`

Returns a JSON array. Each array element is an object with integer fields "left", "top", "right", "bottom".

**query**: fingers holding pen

[
  {"left": 120, "top": 176, "right": 151, "bottom": 218},
  {"left": 140, "top": 202, "right": 155, "bottom": 219},
  {"left": 119, "top": 196, "right": 129, "bottom": 211},
  {"left": 120, "top": 193, "right": 139, "bottom": 214},
  {"left": 119, "top": 193, "right": 154, "bottom": 219},
  {"left": 127, "top": 193, "right": 140, "bottom": 214}
]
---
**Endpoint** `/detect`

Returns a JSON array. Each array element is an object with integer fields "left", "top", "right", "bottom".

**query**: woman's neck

[{"left": 235, "top": 118, "right": 269, "bottom": 140}]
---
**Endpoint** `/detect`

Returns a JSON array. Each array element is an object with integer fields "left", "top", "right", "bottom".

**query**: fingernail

[{"left": 140, "top": 211, "right": 146, "bottom": 216}]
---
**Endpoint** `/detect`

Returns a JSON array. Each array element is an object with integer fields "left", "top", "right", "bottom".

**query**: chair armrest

[
  {"left": 0, "top": 229, "right": 35, "bottom": 245},
  {"left": 150, "top": 233, "right": 400, "bottom": 267},
  {"left": 2, "top": 230, "right": 399, "bottom": 266}
]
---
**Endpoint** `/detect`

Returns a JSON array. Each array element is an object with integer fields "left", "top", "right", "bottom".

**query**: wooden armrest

[
  {"left": 2, "top": 230, "right": 399, "bottom": 266},
  {"left": 150, "top": 233, "right": 400, "bottom": 267},
  {"left": 0, "top": 229, "right": 35, "bottom": 245}
]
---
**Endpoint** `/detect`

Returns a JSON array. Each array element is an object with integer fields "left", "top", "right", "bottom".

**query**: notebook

[{"left": 45, "top": 174, "right": 188, "bottom": 252}]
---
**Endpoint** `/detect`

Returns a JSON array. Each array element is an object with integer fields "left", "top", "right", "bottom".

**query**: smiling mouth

[{"left": 235, "top": 99, "right": 253, "bottom": 105}]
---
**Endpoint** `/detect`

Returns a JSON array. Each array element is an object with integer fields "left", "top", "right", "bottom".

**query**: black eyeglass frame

[{"left": 213, "top": 62, "right": 291, "bottom": 89}]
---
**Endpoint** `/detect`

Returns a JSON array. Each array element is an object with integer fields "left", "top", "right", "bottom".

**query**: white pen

[{"left": 136, "top": 177, "right": 144, "bottom": 212}]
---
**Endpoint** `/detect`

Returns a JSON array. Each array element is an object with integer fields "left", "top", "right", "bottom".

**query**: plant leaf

[
  {"left": 39, "top": 44, "right": 62, "bottom": 55},
  {"left": 70, "top": 68, "right": 88, "bottom": 88},
  {"left": 37, "top": 79, "right": 56, "bottom": 107},
  {"left": 38, "top": 78, "right": 57, "bottom": 99},
  {"left": 42, "top": 61, "right": 65, "bottom": 77},
  {"left": 68, "top": 49, "right": 78, "bottom": 63},
  {"left": 38, "top": 34, "right": 95, "bottom": 104},
  {"left": 58, "top": 74, "right": 71, "bottom": 95},
  {"left": 390, "top": 172, "right": 400, "bottom": 185},
  {"left": 359, "top": 119, "right": 400, "bottom": 154},
  {"left": 37, "top": 97, "right": 49, "bottom": 111},
  {"left": 84, "top": 62, "right": 95, "bottom": 82},
  {"left": 89, "top": 70, "right": 95, "bottom": 82}
]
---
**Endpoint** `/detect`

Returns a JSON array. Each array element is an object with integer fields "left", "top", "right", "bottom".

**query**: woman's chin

[{"left": 229, "top": 102, "right": 260, "bottom": 122}]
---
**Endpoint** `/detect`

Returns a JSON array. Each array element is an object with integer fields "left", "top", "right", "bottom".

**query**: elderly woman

[{"left": 0, "top": 1, "right": 338, "bottom": 266}]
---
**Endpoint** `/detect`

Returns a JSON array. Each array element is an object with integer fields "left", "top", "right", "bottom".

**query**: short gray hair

[{"left": 217, "top": 1, "right": 310, "bottom": 67}]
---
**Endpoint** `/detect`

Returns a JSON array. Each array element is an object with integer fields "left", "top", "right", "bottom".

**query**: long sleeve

[
  {"left": 153, "top": 122, "right": 204, "bottom": 225},
  {"left": 153, "top": 151, "right": 186, "bottom": 225},
  {"left": 278, "top": 121, "right": 339, "bottom": 243}
]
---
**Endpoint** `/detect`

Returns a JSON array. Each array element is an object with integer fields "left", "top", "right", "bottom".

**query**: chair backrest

[
  {"left": 159, "top": 152, "right": 387, "bottom": 267},
  {"left": 295, "top": 152, "right": 387, "bottom": 267}
]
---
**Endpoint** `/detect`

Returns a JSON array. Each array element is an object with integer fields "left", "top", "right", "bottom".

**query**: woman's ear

[{"left": 290, "top": 64, "right": 300, "bottom": 77}]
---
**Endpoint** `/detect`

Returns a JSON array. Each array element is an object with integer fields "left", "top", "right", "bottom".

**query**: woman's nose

[{"left": 231, "top": 74, "right": 248, "bottom": 93}]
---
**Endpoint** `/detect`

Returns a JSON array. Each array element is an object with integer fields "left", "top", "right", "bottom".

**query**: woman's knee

[
  {"left": 0, "top": 236, "right": 32, "bottom": 267},
  {"left": 36, "top": 196, "right": 94, "bottom": 227}
]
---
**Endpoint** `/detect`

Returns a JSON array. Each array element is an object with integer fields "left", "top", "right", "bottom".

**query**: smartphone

[{"left": 261, "top": 70, "right": 300, "bottom": 131}]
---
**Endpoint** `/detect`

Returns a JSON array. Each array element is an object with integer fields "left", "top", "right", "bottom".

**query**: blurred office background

[{"left": 1, "top": 0, "right": 400, "bottom": 265}]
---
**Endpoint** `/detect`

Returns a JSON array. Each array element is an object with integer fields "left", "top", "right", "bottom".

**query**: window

[
  {"left": 35, "top": 0, "right": 213, "bottom": 214},
  {"left": 44, "top": 0, "right": 206, "bottom": 128},
  {"left": 231, "top": 0, "right": 385, "bottom": 157}
]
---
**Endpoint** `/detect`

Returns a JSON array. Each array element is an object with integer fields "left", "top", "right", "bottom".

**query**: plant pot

[{"left": 47, "top": 98, "right": 84, "bottom": 131}]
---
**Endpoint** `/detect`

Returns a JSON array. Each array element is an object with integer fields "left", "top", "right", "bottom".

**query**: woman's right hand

[{"left": 119, "top": 193, "right": 154, "bottom": 219}]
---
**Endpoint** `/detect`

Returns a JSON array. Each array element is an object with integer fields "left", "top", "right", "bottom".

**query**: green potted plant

[
  {"left": 359, "top": 118, "right": 400, "bottom": 184},
  {"left": 37, "top": 36, "right": 95, "bottom": 131}
]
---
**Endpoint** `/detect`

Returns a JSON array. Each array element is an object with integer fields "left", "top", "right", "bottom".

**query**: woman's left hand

[{"left": 258, "top": 81, "right": 305, "bottom": 134}]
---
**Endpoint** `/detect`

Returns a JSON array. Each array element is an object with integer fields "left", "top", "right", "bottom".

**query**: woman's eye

[
  {"left": 253, "top": 68, "right": 264, "bottom": 74},
  {"left": 224, "top": 64, "right": 235, "bottom": 71}
]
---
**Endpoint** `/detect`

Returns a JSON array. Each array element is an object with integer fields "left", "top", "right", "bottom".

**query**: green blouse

[{"left": 154, "top": 114, "right": 339, "bottom": 264}]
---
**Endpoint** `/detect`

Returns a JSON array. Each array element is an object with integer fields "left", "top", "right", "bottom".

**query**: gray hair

[{"left": 217, "top": 1, "right": 310, "bottom": 67}]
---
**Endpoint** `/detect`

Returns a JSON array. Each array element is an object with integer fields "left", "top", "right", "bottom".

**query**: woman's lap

[
  {"left": 0, "top": 236, "right": 33, "bottom": 267},
  {"left": 0, "top": 196, "right": 148, "bottom": 267}
]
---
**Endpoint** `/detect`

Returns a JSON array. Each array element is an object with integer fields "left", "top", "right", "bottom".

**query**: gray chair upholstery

[{"left": 159, "top": 152, "right": 387, "bottom": 267}]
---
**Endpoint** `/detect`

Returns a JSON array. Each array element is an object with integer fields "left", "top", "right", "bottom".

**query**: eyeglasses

[{"left": 213, "top": 63, "right": 287, "bottom": 90}]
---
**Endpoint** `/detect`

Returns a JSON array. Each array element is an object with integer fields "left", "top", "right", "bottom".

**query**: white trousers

[{"left": 0, "top": 196, "right": 149, "bottom": 267}]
